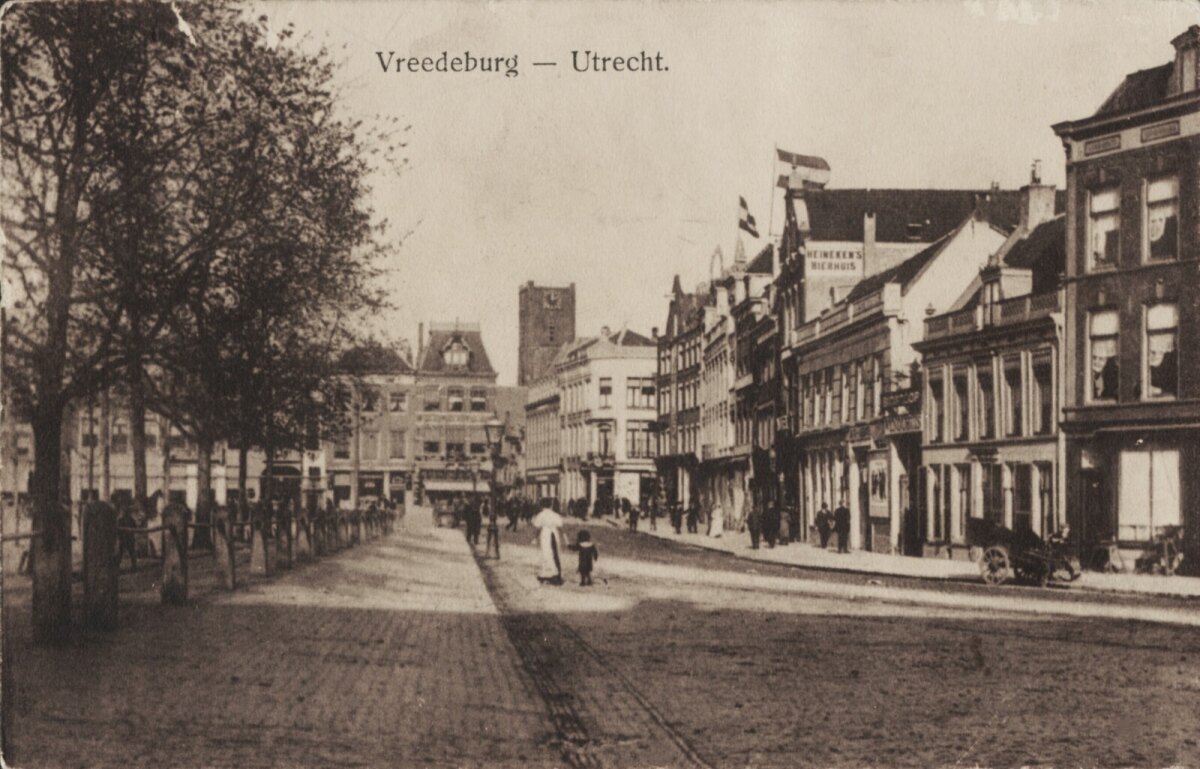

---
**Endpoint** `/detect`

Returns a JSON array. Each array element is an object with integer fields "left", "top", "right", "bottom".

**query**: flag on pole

[
  {"left": 776, "top": 148, "right": 831, "bottom": 189},
  {"left": 738, "top": 196, "right": 759, "bottom": 238}
]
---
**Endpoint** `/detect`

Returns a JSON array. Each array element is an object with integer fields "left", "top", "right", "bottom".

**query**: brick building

[
  {"left": 518, "top": 282, "right": 576, "bottom": 386},
  {"left": 1053, "top": 26, "right": 1200, "bottom": 572}
]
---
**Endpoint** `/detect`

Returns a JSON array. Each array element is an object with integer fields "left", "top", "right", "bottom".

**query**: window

[
  {"left": 79, "top": 413, "right": 98, "bottom": 449},
  {"left": 144, "top": 422, "right": 159, "bottom": 450},
  {"left": 334, "top": 437, "right": 350, "bottom": 459},
  {"left": 976, "top": 367, "right": 995, "bottom": 439},
  {"left": 1088, "top": 186, "right": 1120, "bottom": 270},
  {"left": 1145, "top": 304, "right": 1178, "bottom": 399},
  {"left": 111, "top": 420, "right": 129, "bottom": 454},
  {"left": 1089, "top": 311, "right": 1119, "bottom": 402},
  {"left": 1012, "top": 464, "right": 1032, "bottom": 532},
  {"left": 359, "top": 387, "right": 380, "bottom": 412},
  {"left": 823, "top": 369, "right": 833, "bottom": 425},
  {"left": 597, "top": 427, "right": 612, "bottom": 456},
  {"left": 15, "top": 432, "right": 31, "bottom": 457},
  {"left": 423, "top": 441, "right": 440, "bottom": 455},
  {"left": 953, "top": 370, "right": 970, "bottom": 442},
  {"left": 361, "top": 431, "right": 378, "bottom": 461},
  {"left": 1145, "top": 175, "right": 1179, "bottom": 261},
  {"left": 389, "top": 430, "right": 406, "bottom": 459},
  {"left": 599, "top": 377, "right": 612, "bottom": 408},
  {"left": 872, "top": 356, "right": 884, "bottom": 416},
  {"left": 627, "top": 423, "right": 654, "bottom": 458},
  {"left": 448, "top": 387, "right": 464, "bottom": 412},
  {"left": 627, "top": 377, "right": 654, "bottom": 409},
  {"left": 470, "top": 442, "right": 487, "bottom": 455},
  {"left": 445, "top": 442, "right": 465, "bottom": 458},
  {"left": 1037, "top": 462, "right": 1055, "bottom": 536},
  {"left": 928, "top": 374, "right": 945, "bottom": 443},
  {"left": 423, "top": 388, "right": 440, "bottom": 411},
  {"left": 983, "top": 464, "right": 1004, "bottom": 525},
  {"left": 389, "top": 391, "right": 407, "bottom": 412},
  {"left": 850, "top": 362, "right": 861, "bottom": 422},
  {"left": 444, "top": 343, "right": 469, "bottom": 368},
  {"left": 956, "top": 463, "right": 972, "bottom": 534},
  {"left": 471, "top": 388, "right": 487, "bottom": 412},
  {"left": 1032, "top": 356, "right": 1053, "bottom": 435},
  {"left": 1004, "top": 358, "right": 1022, "bottom": 437},
  {"left": 1118, "top": 448, "right": 1181, "bottom": 541}
]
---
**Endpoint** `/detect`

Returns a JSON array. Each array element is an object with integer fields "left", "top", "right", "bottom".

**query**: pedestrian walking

[
  {"left": 834, "top": 499, "right": 851, "bottom": 553},
  {"left": 464, "top": 498, "right": 482, "bottom": 545},
  {"left": 628, "top": 503, "right": 640, "bottom": 533},
  {"left": 648, "top": 497, "right": 659, "bottom": 531},
  {"left": 622, "top": 496, "right": 631, "bottom": 523},
  {"left": 747, "top": 503, "right": 761, "bottom": 549},
  {"left": 763, "top": 501, "right": 779, "bottom": 548},
  {"left": 816, "top": 503, "right": 832, "bottom": 549},
  {"left": 505, "top": 498, "right": 519, "bottom": 531},
  {"left": 571, "top": 529, "right": 599, "bottom": 586},
  {"left": 708, "top": 502, "right": 724, "bottom": 538},
  {"left": 671, "top": 503, "right": 683, "bottom": 534},
  {"left": 532, "top": 499, "right": 565, "bottom": 585},
  {"left": 686, "top": 501, "right": 698, "bottom": 534},
  {"left": 786, "top": 505, "right": 800, "bottom": 546}
]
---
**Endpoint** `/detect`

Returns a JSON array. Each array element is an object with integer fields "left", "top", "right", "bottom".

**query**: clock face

[{"left": 543, "top": 291, "right": 560, "bottom": 309}]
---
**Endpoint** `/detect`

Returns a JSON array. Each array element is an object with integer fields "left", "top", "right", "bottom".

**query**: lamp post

[{"left": 483, "top": 417, "right": 504, "bottom": 559}]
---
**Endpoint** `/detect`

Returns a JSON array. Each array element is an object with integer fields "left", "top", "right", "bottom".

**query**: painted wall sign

[
  {"left": 1140, "top": 120, "right": 1180, "bottom": 144},
  {"left": 1084, "top": 135, "right": 1121, "bottom": 156}
]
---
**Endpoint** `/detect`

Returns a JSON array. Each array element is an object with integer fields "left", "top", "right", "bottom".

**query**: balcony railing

[{"left": 924, "top": 291, "right": 1061, "bottom": 341}]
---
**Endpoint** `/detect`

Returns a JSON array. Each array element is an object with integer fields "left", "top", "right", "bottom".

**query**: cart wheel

[{"left": 981, "top": 546, "right": 1011, "bottom": 586}]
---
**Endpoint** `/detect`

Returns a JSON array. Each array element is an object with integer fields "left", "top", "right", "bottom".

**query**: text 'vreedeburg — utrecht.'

[{"left": 374, "top": 50, "right": 668, "bottom": 78}]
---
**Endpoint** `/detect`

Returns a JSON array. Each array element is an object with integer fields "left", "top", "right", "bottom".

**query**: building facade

[
  {"left": 915, "top": 177, "right": 1067, "bottom": 557},
  {"left": 524, "top": 371, "right": 562, "bottom": 501},
  {"left": 557, "top": 327, "right": 658, "bottom": 511},
  {"left": 1053, "top": 27, "right": 1200, "bottom": 571},
  {"left": 518, "top": 282, "right": 576, "bottom": 386}
]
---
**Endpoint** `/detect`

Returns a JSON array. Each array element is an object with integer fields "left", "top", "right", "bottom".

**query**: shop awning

[{"left": 422, "top": 479, "right": 486, "bottom": 492}]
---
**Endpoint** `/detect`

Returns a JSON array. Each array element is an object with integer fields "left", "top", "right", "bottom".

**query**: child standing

[{"left": 574, "top": 529, "right": 599, "bottom": 586}]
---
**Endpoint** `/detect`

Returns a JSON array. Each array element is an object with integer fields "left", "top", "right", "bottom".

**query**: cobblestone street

[{"left": 7, "top": 515, "right": 1200, "bottom": 769}]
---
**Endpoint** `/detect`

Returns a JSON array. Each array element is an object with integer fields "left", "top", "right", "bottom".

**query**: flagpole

[{"left": 767, "top": 144, "right": 777, "bottom": 239}]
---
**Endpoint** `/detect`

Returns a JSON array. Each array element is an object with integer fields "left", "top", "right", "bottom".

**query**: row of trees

[{"left": 2, "top": 2, "right": 400, "bottom": 643}]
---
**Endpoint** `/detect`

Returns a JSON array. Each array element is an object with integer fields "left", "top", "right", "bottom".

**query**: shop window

[
  {"left": 389, "top": 430, "right": 406, "bottom": 459},
  {"left": 976, "top": 367, "right": 995, "bottom": 439},
  {"left": 471, "top": 388, "right": 487, "bottom": 412},
  {"left": 1145, "top": 304, "right": 1178, "bottom": 399},
  {"left": 1145, "top": 175, "right": 1179, "bottom": 261},
  {"left": 1004, "top": 358, "right": 1023, "bottom": 437},
  {"left": 389, "top": 391, "right": 407, "bottom": 413},
  {"left": 1089, "top": 311, "right": 1119, "bottom": 402},
  {"left": 1088, "top": 186, "right": 1120, "bottom": 270},
  {"left": 1032, "top": 357, "right": 1053, "bottom": 435},
  {"left": 448, "top": 387, "right": 464, "bottom": 412},
  {"left": 1118, "top": 448, "right": 1181, "bottom": 541},
  {"left": 928, "top": 374, "right": 945, "bottom": 443}
]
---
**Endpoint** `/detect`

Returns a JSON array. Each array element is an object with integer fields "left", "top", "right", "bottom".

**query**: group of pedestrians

[{"left": 813, "top": 500, "right": 852, "bottom": 553}]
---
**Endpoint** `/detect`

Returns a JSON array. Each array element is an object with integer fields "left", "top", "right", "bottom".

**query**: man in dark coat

[
  {"left": 816, "top": 503, "right": 833, "bottom": 549},
  {"left": 670, "top": 503, "right": 683, "bottom": 534},
  {"left": 763, "top": 501, "right": 779, "bottom": 548},
  {"left": 833, "top": 499, "right": 851, "bottom": 553},
  {"left": 464, "top": 498, "right": 482, "bottom": 545},
  {"left": 747, "top": 503, "right": 761, "bottom": 549},
  {"left": 685, "top": 501, "right": 699, "bottom": 534}
]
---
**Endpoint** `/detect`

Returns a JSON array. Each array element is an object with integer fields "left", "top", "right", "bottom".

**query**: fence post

[
  {"left": 278, "top": 509, "right": 293, "bottom": 570},
  {"left": 160, "top": 503, "right": 189, "bottom": 605},
  {"left": 83, "top": 502, "right": 119, "bottom": 630},
  {"left": 353, "top": 510, "right": 363, "bottom": 545},
  {"left": 213, "top": 505, "right": 236, "bottom": 590}
]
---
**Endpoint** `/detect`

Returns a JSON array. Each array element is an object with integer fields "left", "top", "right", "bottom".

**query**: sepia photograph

[{"left": 2, "top": 1, "right": 1200, "bottom": 767}]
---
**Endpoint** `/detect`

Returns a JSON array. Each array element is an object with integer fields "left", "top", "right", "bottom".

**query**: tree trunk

[
  {"left": 194, "top": 436, "right": 214, "bottom": 550},
  {"left": 160, "top": 414, "right": 171, "bottom": 500},
  {"left": 101, "top": 386, "right": 111, "bottom": 500},
  {"left": 30, "top": 400, "right": 72, "bottom": 645},
  {"left": 129, "top": 367, "right": 148, "bottom": 515}
]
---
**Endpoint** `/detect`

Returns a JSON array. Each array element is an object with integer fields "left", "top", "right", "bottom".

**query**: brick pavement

[{"left": 5, "top": 514, "right": 564, "bottom": 769}]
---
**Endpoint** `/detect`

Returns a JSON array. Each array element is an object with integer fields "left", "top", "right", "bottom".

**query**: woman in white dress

[{"left": 531, "top": 500, "right": 565, "bottom": 585}]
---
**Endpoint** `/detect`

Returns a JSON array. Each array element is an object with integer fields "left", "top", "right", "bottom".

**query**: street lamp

[{"left": 483, "top": 417, "right": 504, "bottom": 559}]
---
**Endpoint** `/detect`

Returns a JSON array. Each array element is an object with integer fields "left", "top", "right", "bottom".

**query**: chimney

[
  {"left": 417, "top": 322, "right": 424, "bottom": 362},
  {"left": 862, "top": 212, "right": 877, "bottom": 276},
  {"left": 600, "top": 325, "right": 611, "bottom": 338},
  {"left": 1170, "top": 25, "right": 1200, "bottom": 96},
  {"left": 1019, "top": 160, "right": 1056, "bottom": 232}
]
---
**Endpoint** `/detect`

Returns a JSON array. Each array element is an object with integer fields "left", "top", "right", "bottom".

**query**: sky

[{"left": 249, "top": 0, "right": 1199, "bottom": 385}]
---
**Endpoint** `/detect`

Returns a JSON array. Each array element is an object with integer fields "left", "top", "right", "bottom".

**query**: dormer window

[
  {"left": 443, "top": 339, "right": 469, "bottom": 368},
  {"left": 905, "top": 221, "right": 925, "bottom": 240}
]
